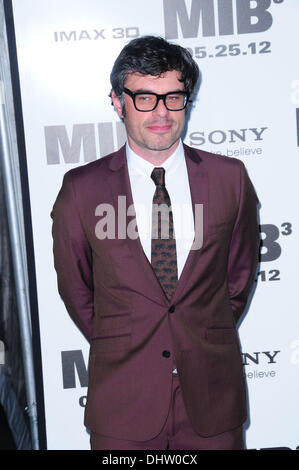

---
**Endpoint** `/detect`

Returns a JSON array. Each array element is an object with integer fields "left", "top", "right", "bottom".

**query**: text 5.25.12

[{"left": 187, "top": 41, "right": 271, "bottom": 59}]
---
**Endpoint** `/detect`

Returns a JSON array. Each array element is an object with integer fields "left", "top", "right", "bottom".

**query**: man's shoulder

[
  {"left": 63, "top": 145, "right": 126, "bottom": 184},
  {"left": 184, "top": 143, "right": 244, "bottom": 173}
]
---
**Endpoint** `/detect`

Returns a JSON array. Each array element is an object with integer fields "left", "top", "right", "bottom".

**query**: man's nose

[{"left": 153, "top": 97, "right": 168, "bottom": 116}]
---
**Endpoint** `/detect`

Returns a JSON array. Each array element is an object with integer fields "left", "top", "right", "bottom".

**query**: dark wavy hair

[{"left": 110, "top": 35, "right": 200, "bottom": 99}]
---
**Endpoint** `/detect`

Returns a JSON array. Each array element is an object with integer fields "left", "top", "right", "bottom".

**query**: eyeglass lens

[{"left": 135, "top": 93, "right": 187, "bottom": 111}]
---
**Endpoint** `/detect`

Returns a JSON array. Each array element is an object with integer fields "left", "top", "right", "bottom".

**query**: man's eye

[
  {"left": 138, "top": 95, "right": 153, "bottom": 101},
  {"left": 167, "top": 95, "right": 180, "bottom": 101}
]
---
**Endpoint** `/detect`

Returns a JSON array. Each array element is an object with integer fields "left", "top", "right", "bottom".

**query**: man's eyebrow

[{"left": 131, "top": 88, "right": 185, "bottom": 94}]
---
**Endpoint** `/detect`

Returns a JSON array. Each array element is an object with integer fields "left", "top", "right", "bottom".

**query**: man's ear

[{"left": 111, "top": 90, "right": 124, "bottom": 119}]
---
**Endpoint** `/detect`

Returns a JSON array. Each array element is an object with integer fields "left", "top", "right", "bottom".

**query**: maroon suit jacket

[{"left": 51, "top": 143, "right": 260, "bottom": 440}]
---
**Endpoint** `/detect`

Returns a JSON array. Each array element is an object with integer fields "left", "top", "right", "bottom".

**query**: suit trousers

[{"left": 90, "top": 373, "right": 244, "bottom": 450}]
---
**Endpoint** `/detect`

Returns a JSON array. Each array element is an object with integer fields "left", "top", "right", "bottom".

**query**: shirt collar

[{"left": 126, "top": 140, "right": 184, "bottom": 178}]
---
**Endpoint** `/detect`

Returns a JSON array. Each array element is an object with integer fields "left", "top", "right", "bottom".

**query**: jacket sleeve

[
  {"left": 227, "top": 161, "right": 260, "bottom": 325},
  {"left": 51, "top": 171, "right": 94, "bottom": 341}
]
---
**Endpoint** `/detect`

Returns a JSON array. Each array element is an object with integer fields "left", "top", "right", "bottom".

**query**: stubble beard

[{"left": 126, "top": 120, "right": 183, "bottom": 155}]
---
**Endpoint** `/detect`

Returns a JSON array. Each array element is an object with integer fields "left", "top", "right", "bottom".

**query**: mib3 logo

[
  {"left": 61, "top": 350, "right": 88, "bottom": 407},
  {"left": 163, "top": 0, "right": 284, "bottom": 39},
  {"left": 257, "top": 222, "right": 292, "bottom": 283},
  {"left": 44, "top": 122, "right": 126, "bottom": 164}
]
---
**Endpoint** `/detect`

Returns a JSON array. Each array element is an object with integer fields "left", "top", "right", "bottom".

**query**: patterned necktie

[{"left": 151, "top": 167, "right": 178, "bottom": 301}]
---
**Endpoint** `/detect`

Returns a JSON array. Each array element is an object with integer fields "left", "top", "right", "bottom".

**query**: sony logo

[
  {"left": 242, "top": 350, "right": 281, "bottom": 366},
  {"left": 189, "top": 127, "right": 268, "bottom": 146}
]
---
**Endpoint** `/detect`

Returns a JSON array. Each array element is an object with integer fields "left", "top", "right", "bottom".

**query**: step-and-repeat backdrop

[{"left": 9, "top": 0, "right": 299, "bottom": 449}]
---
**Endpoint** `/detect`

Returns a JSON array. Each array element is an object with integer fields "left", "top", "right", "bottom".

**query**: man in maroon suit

[{"left": 51, "top": 36, "right": 260, "bottom": 450}]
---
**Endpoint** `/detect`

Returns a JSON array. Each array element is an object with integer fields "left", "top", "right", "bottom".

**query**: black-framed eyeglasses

[{"left": 123, "top": 87, "right": 190, "bottom": 112}]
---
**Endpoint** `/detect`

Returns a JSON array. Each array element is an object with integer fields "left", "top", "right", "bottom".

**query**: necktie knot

[{"left": 151, "top": 167, "right": 165, "bottom": 187}]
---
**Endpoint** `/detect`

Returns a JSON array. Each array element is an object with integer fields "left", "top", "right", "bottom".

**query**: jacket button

[
  {"left": 168, "top": 305, "right": 175, "bottom": 313},
  {"left": 162, "top": 350, "right": 171, "bottom": 358}
]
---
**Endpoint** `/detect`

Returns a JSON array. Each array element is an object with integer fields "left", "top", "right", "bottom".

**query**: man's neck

[{"left": 127, "top": 138, "right": 181, "bottom": 166}]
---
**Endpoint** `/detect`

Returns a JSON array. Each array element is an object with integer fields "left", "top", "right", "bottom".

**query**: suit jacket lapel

[
  {"left": 171, "top": 144, "right": 209, "bottom": 303},
  {"left": 107, "top": 145, "right": 169, "bottom": 306}
]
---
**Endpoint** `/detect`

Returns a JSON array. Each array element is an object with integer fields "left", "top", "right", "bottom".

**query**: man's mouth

[{"left": 146, "top": 123, "right": 172, "bottom": 133}]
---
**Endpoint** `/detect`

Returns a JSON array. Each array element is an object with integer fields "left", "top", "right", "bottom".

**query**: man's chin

[{"left": 142, "top": 137, "right": 180, "bottom": 152}]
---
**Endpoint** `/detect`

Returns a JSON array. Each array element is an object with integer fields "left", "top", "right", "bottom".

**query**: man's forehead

[{"left": 124, "top": 70, "right": 183, "bottom": 88}]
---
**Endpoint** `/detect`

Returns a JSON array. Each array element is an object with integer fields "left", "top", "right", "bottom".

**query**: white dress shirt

[{"left": 126, "top": 140, "right": 195, "bottom": 279}]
